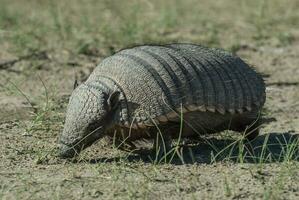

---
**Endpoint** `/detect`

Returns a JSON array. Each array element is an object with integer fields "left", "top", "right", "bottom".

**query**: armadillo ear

[{"left": 107, "top": 91, "right": 120, "bottom": 111}]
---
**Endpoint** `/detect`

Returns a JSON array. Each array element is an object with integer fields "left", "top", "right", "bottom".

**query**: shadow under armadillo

[{"left": 77, "top": 131, "right": 298, "bottom": 165}]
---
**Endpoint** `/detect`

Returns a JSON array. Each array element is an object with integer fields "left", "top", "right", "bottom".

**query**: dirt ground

[{"left": 0, "top": 0, "right": 298, "bottom": 199}]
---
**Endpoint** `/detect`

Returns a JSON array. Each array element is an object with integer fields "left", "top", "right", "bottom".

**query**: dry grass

[{"left": 0, "top": 0, "right": 299, "bottom": 199}]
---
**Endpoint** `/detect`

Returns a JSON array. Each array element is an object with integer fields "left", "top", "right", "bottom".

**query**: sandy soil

[
  {"left": 0, "top": 42, "right": 298, "bottom": 199},
  {"left": 0, "top": 0, "right": 298, "bottom": 199}
]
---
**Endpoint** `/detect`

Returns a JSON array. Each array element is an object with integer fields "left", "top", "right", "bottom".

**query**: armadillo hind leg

[
  {"left": 235, "top": 118, "right": 261, "bottom": 155},
  {"left": 242, "top": 119, "right": 261, "bottom": 142},
  {"left": 231, "top": 111, "right": 262, "bottom": 142}
]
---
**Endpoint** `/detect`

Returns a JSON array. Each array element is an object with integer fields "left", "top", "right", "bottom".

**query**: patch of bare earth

[{"left": 0, "top": 41, "right": 298, "bottom": 199}]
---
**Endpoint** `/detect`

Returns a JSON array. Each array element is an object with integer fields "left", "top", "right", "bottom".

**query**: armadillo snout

[
  {"left": 58, "top": 124, "right": 106, "bottom": 158},
  {"left": 58, "top": 143, "right": 79, "bottom": 158}
]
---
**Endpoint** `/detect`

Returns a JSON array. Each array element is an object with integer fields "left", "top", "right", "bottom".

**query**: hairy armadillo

[{"left": 58, "top": 43, "right": 266, "bottom": 158}]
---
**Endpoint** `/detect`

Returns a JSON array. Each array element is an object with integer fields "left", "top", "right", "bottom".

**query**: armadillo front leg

[
  {"left": 153, "top": 132, "right": 172, "bottom": 162},
  {"left": 114, "top": 139, "right": 137, "bottom": 152}
]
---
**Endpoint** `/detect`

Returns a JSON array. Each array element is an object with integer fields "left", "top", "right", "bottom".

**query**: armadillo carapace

[{"left": 58, "top": 43, "right": 266, "bottom": 158}]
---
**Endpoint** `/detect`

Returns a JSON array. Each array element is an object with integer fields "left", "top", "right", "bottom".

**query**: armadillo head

[{"left": 58, "top": 83, "right": 120, "bottom": 158}]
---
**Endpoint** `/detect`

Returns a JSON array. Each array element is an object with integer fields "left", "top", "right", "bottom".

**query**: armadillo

[{"left": 58, "top": 43, "right": 266, "bottom": 158}]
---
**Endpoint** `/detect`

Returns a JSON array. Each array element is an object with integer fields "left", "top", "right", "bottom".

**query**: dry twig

[{"left": 0, "top": 50, "right": 49, "bottom": 70}]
